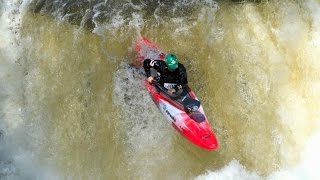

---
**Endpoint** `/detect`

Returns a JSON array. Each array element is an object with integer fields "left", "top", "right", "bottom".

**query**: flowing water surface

[{"left": 1, "top": 0, "right": 320, "bottom": 179}]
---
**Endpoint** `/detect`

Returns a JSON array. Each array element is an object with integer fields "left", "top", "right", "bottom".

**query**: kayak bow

[{"left": 135, "top": 37, "right": 218, "bottom": 150}]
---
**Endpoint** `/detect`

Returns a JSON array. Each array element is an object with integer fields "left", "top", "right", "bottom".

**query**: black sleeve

[
  {"left": 143, "top": 59, "right": 152, "bottom": 77},
  {"left": 177, "top": 64, "right": 188, "bottom": 86},
  {"left": 143, "top": 59, "right": 164, "bottom": 77}
]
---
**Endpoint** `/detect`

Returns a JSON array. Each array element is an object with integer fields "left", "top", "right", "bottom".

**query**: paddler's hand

[
  {"left": 147, "top": 76, "right": 154, "bottom": 83},
  {"left": 168, "top": 88, "right": 176, "bottom": 94}
]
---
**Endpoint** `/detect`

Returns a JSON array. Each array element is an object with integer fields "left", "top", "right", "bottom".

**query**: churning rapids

[{"left": 1, "top": 0, "right": 320, "bottom": 179}]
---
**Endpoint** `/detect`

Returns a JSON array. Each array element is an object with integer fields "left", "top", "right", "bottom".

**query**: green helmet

[{"left": 165, "top": 54, "right": 178, "bottom": 70}]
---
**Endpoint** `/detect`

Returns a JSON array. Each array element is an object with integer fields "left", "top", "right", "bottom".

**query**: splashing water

[{"left": 1, "top": 0, "right": 320, "bottom": 179}]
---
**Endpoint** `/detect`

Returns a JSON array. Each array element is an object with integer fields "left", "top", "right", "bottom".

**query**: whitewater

[{"left": 1, "top": 0, "right": 320, "bottom": 179}]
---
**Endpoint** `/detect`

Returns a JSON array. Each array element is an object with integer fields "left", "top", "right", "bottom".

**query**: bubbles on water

[
  {"left": 128, "top": 12, "right": 144, "bottom": 34},
  {"left": 305, "top": 0, "right": 320, "bottom": 69},
  {"left": 195, "top": 160, "right": 261, "bottom": 180},
  {"left": 3, "top": 0, "right": 319, "bottom": 179},
  {"left": 113, "top": 63, "right": 174, "bottom": 179},
  {"left": 267, "top": 133, "right": 320, "bottom": 180},
  {"left": 236, "top": 74, "right": 255, "bottom": 105},
  {"left": 203, "top": 0, "right": 219, "bottom": 9},
  {"left": 195, "top": 0, "right": 320, "bottom": 179},
  {"left": 0, "top": 0, "right": 23, "bottom": 177},
  {"left": 1, "top": 0, "right": 61, "bottom": 179},
  {"left": 171, "top": 17, "right": 191, "bottom": 34},
  {"left": 0, "top": 137, "right": 61, "bottom": 180},
  {"left": 30, "top": 0, "right": 222, "bottom": 38},
  {"left": 196, "top": 132, "right": 320, "bottom": 180},
  {"left": 113, "top": 64, "right": 169, "bottom": 146}
]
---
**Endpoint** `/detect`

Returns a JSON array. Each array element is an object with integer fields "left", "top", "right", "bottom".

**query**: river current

[{"left": 1, "top": 0, "right": 320, "bottom": 179}]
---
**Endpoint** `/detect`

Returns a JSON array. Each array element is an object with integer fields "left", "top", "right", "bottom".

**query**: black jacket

[{"left": 143, "top": 59, "right": 188, "bottom": 87}]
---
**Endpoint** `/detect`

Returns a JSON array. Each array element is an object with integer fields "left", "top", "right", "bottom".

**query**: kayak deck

[{"left": 135, "top": 37, "right": 218, "bottom": 150}]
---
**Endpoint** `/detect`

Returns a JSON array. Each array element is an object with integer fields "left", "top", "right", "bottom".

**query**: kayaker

[{"left": 143, "top": 53, "right": 188, "bottom": 94}]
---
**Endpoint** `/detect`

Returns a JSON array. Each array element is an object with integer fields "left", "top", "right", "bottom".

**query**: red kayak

[{"left": 134, "top": 37, "right": 218, "bottom": 150}]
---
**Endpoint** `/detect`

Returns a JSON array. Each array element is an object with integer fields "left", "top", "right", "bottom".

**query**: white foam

[
  {"left": 195, "top": 1, "right": 320, "bottom": 179},
  {"left": 1, "top": 0, "right": 60, "bottom": 179},
  {"left": 305, "top": 0, "right": 320, "bottom": 69},
  {"left": 195, "top": 160, "right": 261, "bottom": 180},
  {"left": 128, "top": 12, "right": 144, "bottom": 34},
  {"left": 0, "top": 0, "right": 28, "bottom": 134},
  {"left": 195, "top": 133, "right": 320, "bottom": 180},
  {"left": 267, "top": 133, "right": 320, "bottom": 180},
  {"left": 112, "top": 64, "right": 173, "bottom": 178}
]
